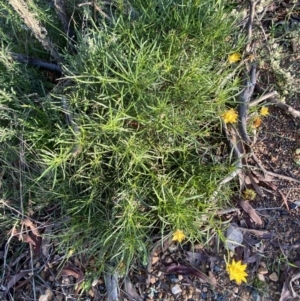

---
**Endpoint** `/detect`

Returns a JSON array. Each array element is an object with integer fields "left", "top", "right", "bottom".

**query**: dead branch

[
  {"left": 9, "top": 0, "right": 61, "bottom": 62},
  {"left": 256, "top": 84, "right": 300, "bottom": 118},
  {"left": 209, "top": 122, "right": 243, "bottom": 202},
  {"left": 238, "top": 64, "right": 257, "bottom": 144},
  {"left": 246, "top": 0, "right": 258, "bottom": 52},
  {"left": 248, "top": 91, "right": 278, "bottom": 107},
  {"left": 10, "top": 52, "right": 62, "bottom": 74}
]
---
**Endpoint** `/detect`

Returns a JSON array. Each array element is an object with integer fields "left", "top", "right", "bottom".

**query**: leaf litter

[{"left": 2, "top": 1, "right": 300, "bottom": 300}]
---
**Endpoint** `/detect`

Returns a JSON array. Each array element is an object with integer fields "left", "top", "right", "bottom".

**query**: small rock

[
  {"left": 39, "top": 288, "right": 53, "bottom": 301},
  {"left": 257, "top": 273, "right": 265, "bottom": 282},
  {"left": 202, "top": 287, "right": 208, "bottom": 292},
  {"left": 165, "top": 256, "right": 173, "bottom": 264},
  {"left": 269, "top": 272, "right": 278, "bottom": 282},
  {"left": 214, "top": 293, "right": 225, "bottom": 301},
  {"left": 150, "top": 276, "right": 156, "bottom": 284},
  {"left": 257, "top": 267, "right": 268, "bottom": 274},
  {"left": 178, "top": 275, "right": 183, "bottom": 281},
  {"left": 35, "top": 262, "right": 41, "bottom": 268},
  {"left": 201, "top": 292, "right": 207, "bottom": 300},
  {"left": 213, "top": 265, "right": 221, "bottom": 273},
  {"left": 251, "top": 289, "right": 261, "bottom": 301},
  {"left": 259, "top": 262, "right": 266, "bottom": 268},
  {"left": 48, "top": 276, "right": 55, "bottom": 282},
  {"left": 152, "top": 255, "right": 159, "bottom": 265},
  {"left": 233, "top": 287, "right": 239, "bottom": 294},
  {"left": 55, "top": 295, "right": 63, "bottom": 301},
  {"left": 167, "top": 274, "right": 178, "bottom": 283},
  {"left": 171, "top": 284, "right": 182, "bottom": 295}
]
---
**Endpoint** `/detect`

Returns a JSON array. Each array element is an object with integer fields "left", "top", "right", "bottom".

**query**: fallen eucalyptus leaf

[
  {"left": 225, "top": 225, "right": 243, "bottom": 251},
  {"left": 239, "top": 200, "right": 262, "bottom": 225}
]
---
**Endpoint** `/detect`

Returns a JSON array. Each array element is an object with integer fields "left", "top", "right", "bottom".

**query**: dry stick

[
  {"left": 217, "top": 208, "right": 240, "bottom": 215},
  {"left": 257, "top": 86, "right": 300, "bottom": 118},
  {"left": 0, "top": 199, "right": 45, "bottom": 222},
  {"left": 1, "top": 224, "right": 18, "bottom": 285},
  {"left": 238, "top": 64, "right": 256, "bottom": 144},
  {"left": 248, "top": 91, "right": 278, "bottom": 107},
  {"left": 9, "top": 0, "right": 61, "bottom": 62},
  {"left": 19, "top": 134, "right": 25, "bottom": 218},
  {"left": 10, "top": 52, "right": 62, "bottom": 74},
  {"left": 237, "top": 0, "right": 258, "bottom": 144},
  {"left": 278, "top": 190, "right": 290, "bottom": 212},
  {"left": 209, "top": 122, "right": 243, "bottom": 202},
  {"left": 29, "top": 244, "right": 37, "bottom": 301},
  {"left": 250, "top": 152, "right": 300, "bottom": 183},
  {"left": 245, "top": 0, "right": 258, "bottom": 53}
]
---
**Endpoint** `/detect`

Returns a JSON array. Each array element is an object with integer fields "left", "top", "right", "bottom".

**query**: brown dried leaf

[
  {"left": 246, "top": 171, "right": 265, "bottom": 197},
  {"left": 185, "top": 251, "right": 221, "bottom": 264},
  {"left": 208, "top": 271, "right": 217, "bottom": 286},
  {"left": 124, "top": 277, "right": 143, "bottom": 301},
  {"left": 59, "top": 265, "right": 85, "bottom": 295},
  {"left": 21, "top": 233, "right": 36, "bottom": 246},
  {"left": 22, "top": 218, "right": 40, "bottom": 236},
  {"left": 60, "top": 266, "right": 84, "bottom": 280},
  {"left": 236, "top": 227, "right": 273, "bottom": 239},
  {"left": 239, "top": 200, "right": 263, "bottom": 225},
  {"left": 279, "top": 281, "right": 292, "bottom": 301},
  {"left": 251, "top": 170, "right": 275, "bottom": 182},
  {"left": 4, "top": 271, "right": 29, "bottom": 297},
  {"left": 165, "top": 264, "right": 212, "bottom": 285}
]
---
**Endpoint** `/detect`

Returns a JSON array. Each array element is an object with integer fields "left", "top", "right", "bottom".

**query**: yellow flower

[
  {"left": 226, "top": 259, "right": 248, "bottom": 285},
  {"left": 260, "top": 106, "right": 269, "bottom": 116},
  {"left": 228, "top": 53, "right": 241, "bottom": 64},
  {"left": 172, "top": 230, "right": 185, "bottom": 243},
  {"left": 243, "top": 189, "right": 256, "bottom": 200},
  {"left": 252, "top": 116, "right": 262, "bottom": 128},
  {"left": 221, "top": 108, "right": 238, "bottom": 124}
]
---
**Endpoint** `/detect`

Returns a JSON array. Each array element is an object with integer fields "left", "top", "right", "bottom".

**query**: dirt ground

[{"left": 1, "top": 1, "right": 300, "bottom": 301}]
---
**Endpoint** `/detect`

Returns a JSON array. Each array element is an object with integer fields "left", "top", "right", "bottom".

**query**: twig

[
  {"left": 250, "top": 153, "right": 300, "bottom": 183},
  {"left": 278, "top": 190, "right": 289, "bottom": 212},
  {"left": 256, "top": 84, "right": 300, "bottom": 119},
  {"left": 266, "top": 171, "right": 300, "bottom": 184},
  {"left": 246, "top": 0, "right": 258, "bottom": 53},
  {"left": 19, "top": 134, "right": 25, "bottom": 218},
  {"left": 9, "top": 0, "right": 61, "bottom": 62},
  {"left": 210, "top": 122, "right": 243, "bottom": 202},
  {"left": 1, "top": 224, "right": 18, "bottom": 284},
  {"left": 0, "top": 199, "right": 43, "bottom": 222},
  {"left": 238, "top": 64, "right": 257, "bottom": 144},
  {"left": 29, "top": 244, "right": 37, "bottom": 301},
  {"left": 255, "top": 207, "right": 282, "bottom": 211},
  {"left": 10, "top": 52, "right": 62, "bottom": 73},
  {"left": 249, "top": 152, "right": 268, "bottom": 176},
  {"left": 217, "top": 208, "right": 240, "bottom": 215},
  {"left": 245, "top": 169, "right": 265, "bottom": 197},
  {"left": 248, "top": 91, "right": 278, "bottom": 107}
]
